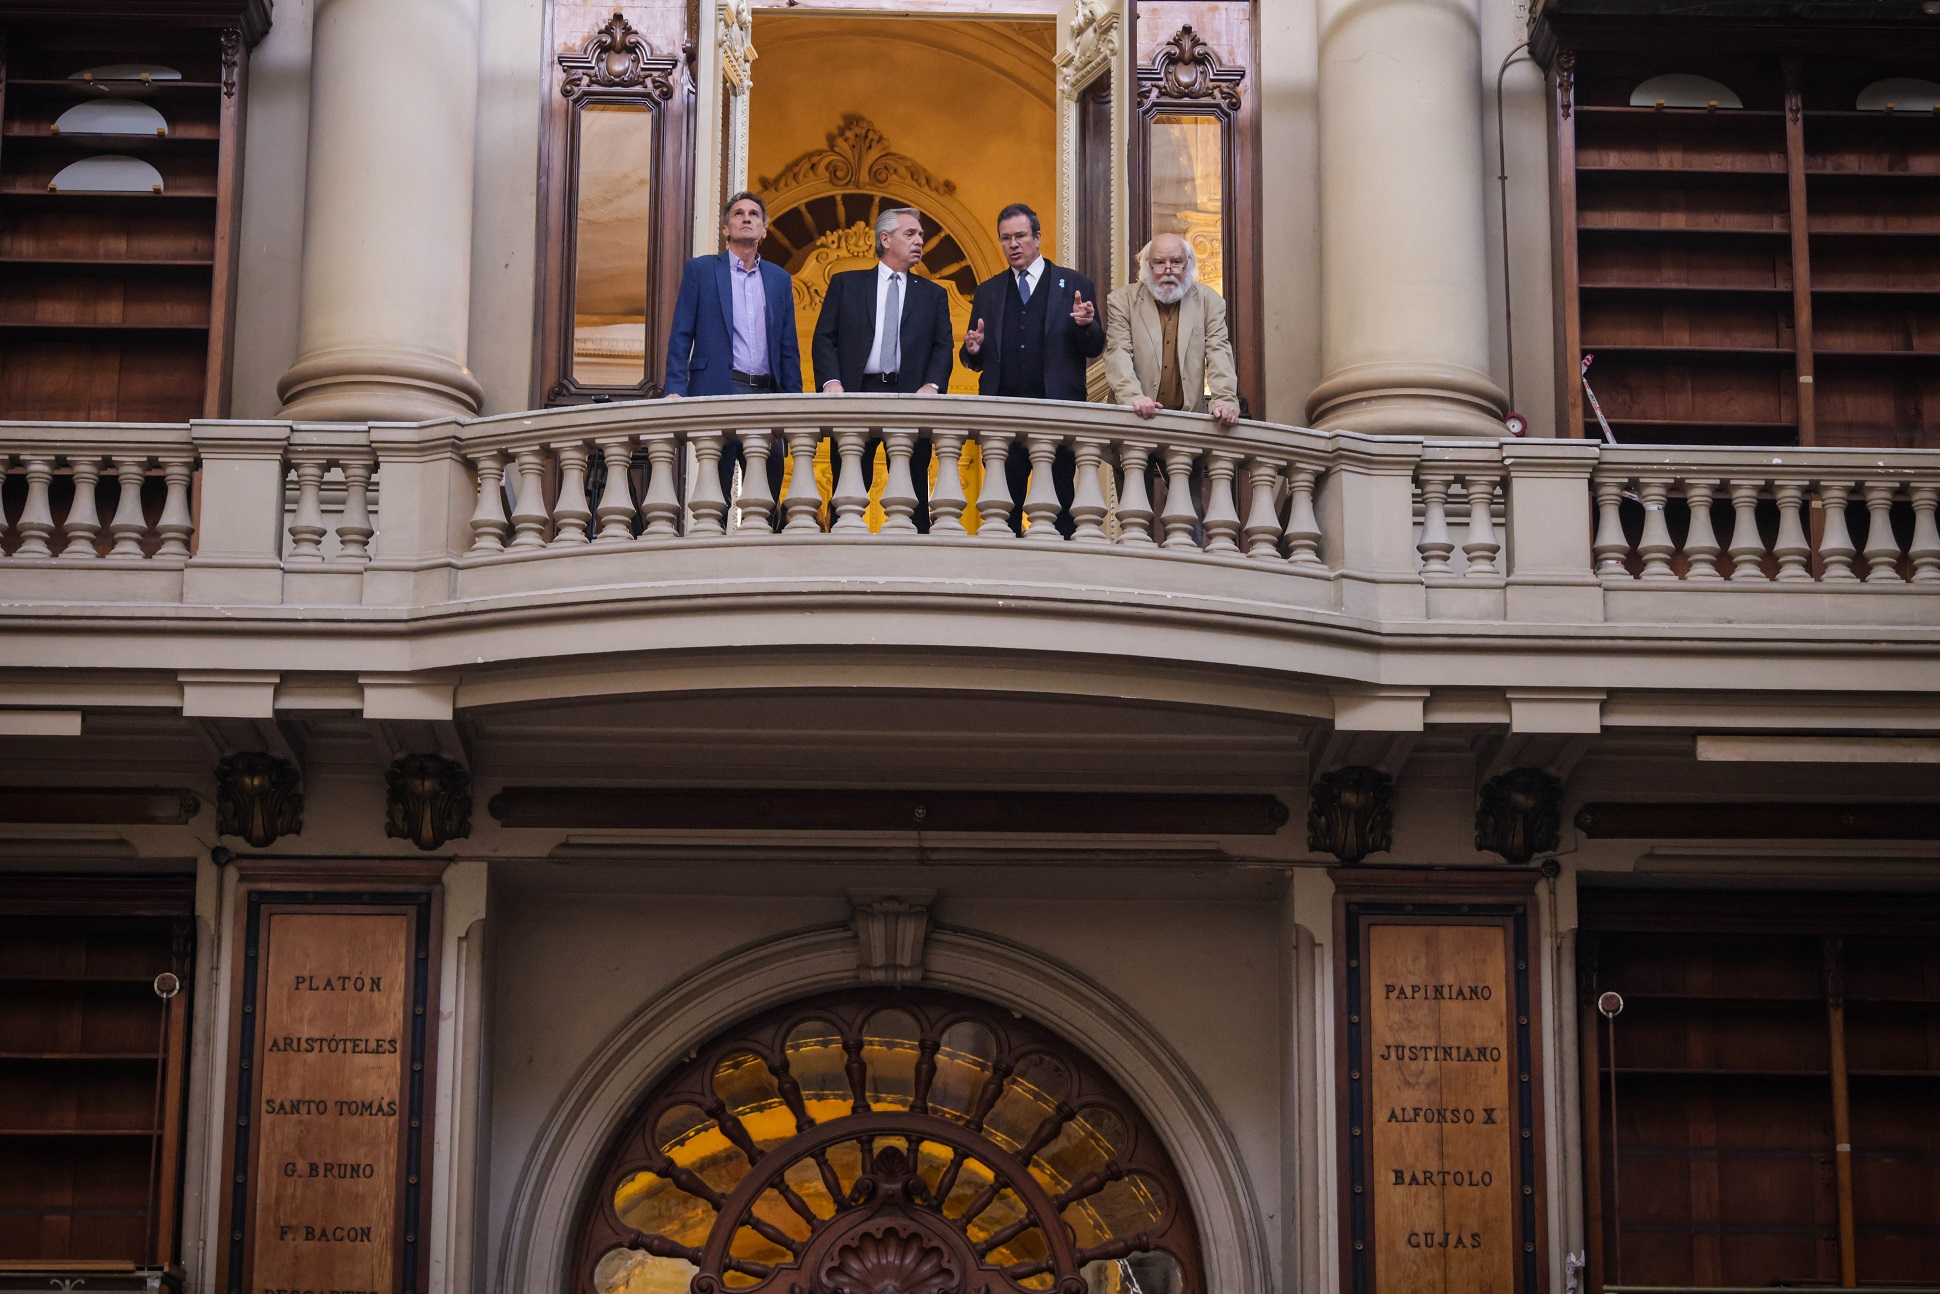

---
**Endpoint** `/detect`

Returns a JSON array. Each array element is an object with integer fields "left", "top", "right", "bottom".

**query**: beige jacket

[{"left": 1101, "top": 279, "right": 1240, "bottom": 413}]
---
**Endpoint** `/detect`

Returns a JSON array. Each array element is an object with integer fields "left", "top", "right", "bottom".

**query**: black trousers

[
  {"left": 720, "top": 377, "right": 789, "bottom": 519},
  {"left": 856, "top": 374, "right": 932, "bottom": 533}
]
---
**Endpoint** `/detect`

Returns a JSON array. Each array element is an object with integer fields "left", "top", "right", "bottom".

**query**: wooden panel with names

[
  {"left": 225, "top": 892, "right": 434, "bottom": 1294},
  {"left": 1368, "top": 923, "right": 1516, "bottom": 1294},
  {"left": 1340, "top": 895, "right": 1540, "bottom": 1294}
]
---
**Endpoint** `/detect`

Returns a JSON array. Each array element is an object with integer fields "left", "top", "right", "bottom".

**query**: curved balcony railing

[{"left": 2, "top": 397, "right": 1938, "bottom": 632}]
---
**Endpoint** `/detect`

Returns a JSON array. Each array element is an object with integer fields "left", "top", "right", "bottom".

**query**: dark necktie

[{"left": 1017, "top": 270, "right": 1032, "bottom": 304}]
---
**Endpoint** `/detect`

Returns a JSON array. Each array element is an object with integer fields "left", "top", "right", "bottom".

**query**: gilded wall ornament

[
  {"left": 1475, "top": 766, "right": 1564, "bottom": 865},
  {"left": 719, "top": 0, "right": 757, "bottom": 91},
  {"left": 214, "top": 752, "right": 303, "bottom": 848},
  {"left": 1307, "top": 766, "right": 1394, "bottom": 864},
  {"left": 385, "top": 754, "right": 473, "bottom": 852},
  {"left": 759, "top": 116, "right": 958, "bottom": 208}
]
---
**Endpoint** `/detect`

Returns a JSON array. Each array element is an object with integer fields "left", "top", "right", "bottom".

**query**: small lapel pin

[{"left": 1059, "top": 278, "right": 1066, "bottom": 289}]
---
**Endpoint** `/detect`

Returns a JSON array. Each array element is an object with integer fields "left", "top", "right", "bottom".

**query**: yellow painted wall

[{"left": 749, "top": 15, "right": 1059, "bottom": 276}]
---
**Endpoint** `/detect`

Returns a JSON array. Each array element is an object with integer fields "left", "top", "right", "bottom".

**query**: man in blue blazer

[{"left": 665, "top": 191, "right": 800, "bottom": 504}]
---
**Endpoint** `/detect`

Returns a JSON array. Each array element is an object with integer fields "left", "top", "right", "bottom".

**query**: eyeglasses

[{"left": 998, "top": 232, "right": 1036, "bottom": 244}]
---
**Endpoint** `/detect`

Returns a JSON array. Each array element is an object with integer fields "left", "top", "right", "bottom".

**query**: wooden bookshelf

[
  {"left": 0, "top": 5, "right": 264, "bottom": 421},
  {"left": 0, "top": 877, "right": 195, "bottom": 1270},
  {"left": 1541, "top": 14, "right": 1940, "bottom": 450}
]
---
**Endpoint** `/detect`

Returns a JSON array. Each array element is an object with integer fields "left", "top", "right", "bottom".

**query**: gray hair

[
  {"left": 874, "top": 207, "right": 922, "bottom": 255},
  {"left": 1140, "top": 234, "right": 1198, "bottom": 302}
]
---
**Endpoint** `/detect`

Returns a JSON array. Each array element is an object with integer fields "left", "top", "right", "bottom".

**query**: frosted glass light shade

[
  {"left": 1630, "top": 74, "right": 1743, "bottom": 109},
  {"left": 49, "top": 155, "right": 165, "bottom": 193},
  {"left": 53, "top": 100, "right": 169, "bottom": 136},
  {"left": 1856, "top": 78, "right": 1940, "bottom": 111}
]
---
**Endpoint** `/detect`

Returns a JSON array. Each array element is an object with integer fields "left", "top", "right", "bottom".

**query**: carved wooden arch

[{"left": 574, "top": 988, "right": 1203, "bottom": 1294}]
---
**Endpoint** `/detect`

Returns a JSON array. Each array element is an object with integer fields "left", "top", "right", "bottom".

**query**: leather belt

[{"left": 730, "top": 370, "right": 775, "bottom": 390}]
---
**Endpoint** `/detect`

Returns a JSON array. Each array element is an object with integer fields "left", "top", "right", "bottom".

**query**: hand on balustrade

[
  {"left": 822, "top": 380, "right": 845, "bottom": 393},
  {"left": 1130, "top": 396, "right": 1160, "bottom": 420},
  {"left": 665, "top": 392, "right": 684, "bottom": 399},
  {"left": 1212, "top": 400, "right": 1240, "bottom": 428},
  {"left": 917, "top": 383, "right": 939, "bottom": 395}
]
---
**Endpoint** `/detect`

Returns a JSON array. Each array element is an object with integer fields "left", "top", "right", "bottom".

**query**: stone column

[
  {"left": 277, "top": 0, "right": 485, "bottom": 421},
  {"left": 1307, "top": 0, "right": 1508, "bottom": 437}
]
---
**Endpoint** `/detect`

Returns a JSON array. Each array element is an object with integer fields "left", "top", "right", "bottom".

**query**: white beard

[{"left": 1144, "top": 273, "right": 1189, "bottom": 305}]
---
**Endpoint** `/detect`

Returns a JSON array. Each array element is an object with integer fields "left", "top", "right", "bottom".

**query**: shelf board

[
  {"left": 1605, "top": 1066, "right": 1831, "bottom": 1078},
  {"left": 0, "top": 189, "right": 218, "bottom": 205},
  {"left": 1578, "top": 163, "right": 1787, "bottom": 180},
  {"left": 1806, "top": 169, "right": 1940, "bottom": 188},
  {"left": 1580, "top": 343, "right": 1798, "bottom": 361},
  {"left": 1576, "top": 105, "right": 1786, "bottom": 119},
  {"left": 1581, "top": 282, "right": 1794, "bottom": 300},
  {"left": 1806, "top": 108, "right": 1940, "bottom": 120},
  {"left": 0, "top": 131, "right": 221, "bottom": 154},
  {"left": 0, "top": 1127, "right": 160, "bottom": 1137},
  {"left": 1815, "top": 348, "right": 1940, "bottom": 362},
  {"left": 1809, "top": 227, "right": 1940, "bottom": 240},
  {"left": 0, "top": 320, "right": 210, "bottom": 335},
  {"left": 2, "top": 78, "right": 223, "bottom": 101},
  {"left": 0, "top": 256, "right": 214, "bottom": 270},
  {"left": 1579, "top": 222, "right": 1791, "bottom": 239},
  {"left": 0, "top": 1052, "right": 162, "bottom": 1061},
  {"left": 1812, "top": 284, "right": 1940, "bottom": 298},
  {"left": 0, "top": 971, "right": 172, "bottom": 983}
]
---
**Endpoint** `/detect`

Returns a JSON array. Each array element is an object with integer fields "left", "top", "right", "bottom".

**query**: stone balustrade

[{"left": 1, "top": 401, "right": 1938, "bottom": 634}]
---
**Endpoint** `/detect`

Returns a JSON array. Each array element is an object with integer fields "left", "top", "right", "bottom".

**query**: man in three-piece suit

[
  {"left": 664, "top": 191, "right": 800, "bottom": 503},
  {"left": 812, "top": 206, "right": 954, "bottom": 530},
  {"left": 959, "top": 203, "right": 1105, "bottom": 536}
]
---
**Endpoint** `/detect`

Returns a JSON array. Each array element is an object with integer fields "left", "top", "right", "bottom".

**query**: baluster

[
  {"left": 0, "top": 455, "right": 12, "bottom": 557},
  {"left": 1592, "top": 475, "right": 1630, "bottom": 577},
  {"left": 332, "top": 459, "right": 372, "bottom": 561},
  {"left": 1861, "top": 481, "right": 1902, "bottom": 582},
  {"left": 508, "top": 447, "right": 551, "bottom": 548},
  {"left": 1726, "top": 479, "right": 1766, "bottom": 580},
  {"left": 1201, "top": 453, "right": 1242, "bottom": 554},
  {"left": 1241, "top": 457, "right": 1283, "bottom": 559},
  {"left": 550, "top": 440, "right": 592, "bottom": 545},
  {"left": 58, "top": 455, "right": 103, "bottom": 561},
  {"left": 1068, "top": 438, "right": 1110, "bottom": 544},
  {"left": 927, "top": 429, "right": 968, "bottom": 536},
  {"left": 737, "top": 431, "right": 777, "bottom": 535},
  {"left": 830, "top": 430, "right": 870, "bottom": 533},
  {"left": 1417, "top": 469, "right": 1455, "bottom": 575},
  {"left": 1772, "top": 480, "right": 1811, "bottom": 582},
  {"left": 879, "top": 430, "right": 920, "bottom": 534},
  {"left": 13, "top": 456, "right": 56, "bottom": 557},
  {"left": 156, "top": 454, "right": 195, "bottom": 558},
  {"left": 468, "top": 451, "right": 510, "bottom": 552},
  {"left": 640, "top": 434, "right": 683, "bottom": 538},
  {"left": 1286, "top": 465, "right": 1324, "bottom": 569},
  {"left": 1632, "top": 475, "right": 1674, "bottom": 580},
  {"left": 1815, "top": 479, "right": 1857, "bottom": 582},
  {"left": 1680, "top": 478, "right": 1722, "bottom": 581},
  {"left": 1112, "top": 443, "right": 1156, "bottom": 547},
  {"left": 687, "top": 432, "right": 728, "bottom": 536},
  {"left": 592, "top": 436, "right": 637, "bottom": 542},
  {"left": 107, "top": 456, "right": 150, "bottom": 559},
  {"left": 1461, "top": 471, "right": 1501, "bottom": 577},
  {"left": 1159, "top": 447, "right": 1198, "bottom": 550},
  {"left": 1020, "top": 433, "right": 1063, "bottom": 542},
  {"left": 781, "top": 428, "right": 824, "bottom": 534},
  {"left": 1909, "top": 484, "right": 1940, "bottom": 584},
  {"left": 975, "top": 430, "right": 1016, "bottom": 540},
  {"left": 287, "top": 457, "right": 328, "bottom": 560}
]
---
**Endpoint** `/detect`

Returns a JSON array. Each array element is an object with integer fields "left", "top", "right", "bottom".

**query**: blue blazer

[{"left": 663, "top": 252, "right": 802, "bottom": 396}]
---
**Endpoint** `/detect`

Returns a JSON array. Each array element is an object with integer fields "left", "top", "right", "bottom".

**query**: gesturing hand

[
  {"left": 963, "top": 317, "right": 987, "bottom": 355},
  {"left": 1070, "top": 290, "right": 1095, "bottom": 326}
]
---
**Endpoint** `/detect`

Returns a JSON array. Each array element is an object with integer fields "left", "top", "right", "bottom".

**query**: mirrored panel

[
  {"left": 1147, "top": 112, "right": 1225, "bottom": 293},
  {"left": 571, "top": 102, "right": 654, "bottom": 387}
]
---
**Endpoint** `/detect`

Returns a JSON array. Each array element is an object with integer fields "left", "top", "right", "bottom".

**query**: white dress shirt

[
  {"left": 1013, "top": 255, "right": 1047, "bottom": 302},
  {"left": 864, "top": 261, "right": 910, "bottom": 376}
]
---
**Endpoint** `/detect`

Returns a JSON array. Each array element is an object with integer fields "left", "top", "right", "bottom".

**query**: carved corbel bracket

[
  {"left": 1475, "top": 766, "right": 1564, "bottom": 865},
  {"left": 385, "top": 754, "right": 473, "bottom": 852},
  {"left": 851, "top": 892, "right": 934, "bottom": 985},
  {"left": 214, "top": 752, "right": 303, "bottom": 848},
  {"left": 1308, "top": 766, "right": 1394, "bottom": 865}
]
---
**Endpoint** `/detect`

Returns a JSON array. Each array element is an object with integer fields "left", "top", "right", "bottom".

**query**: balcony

[{"left": 0, "top": 396, "right": 1936, "bottom": 723}]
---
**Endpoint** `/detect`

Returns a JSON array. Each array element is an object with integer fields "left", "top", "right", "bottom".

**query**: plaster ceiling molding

[
  {"left": 850, "top": 891, "right": 932, "bottom": 984},
  {"left": 756, "top": 116, "right": 998, "bottom": 282},
  {"left": 53, "top": 99, "right": 169, "bottom": 136},
  {"left": 1055, "top": 0, "right": 1121, "bottom": 96},
  {"left": 720, "top": 0, "right": 757, "bottom": 91},
  {"left": 1856, "top": 78, "right": 1940, "bottom": 111},
  {"left": 49, "top": 155, "right": 164, "bottom": 194},
  {"left": 1629, "top": 73, "right": 1743, "bottom": 110}
]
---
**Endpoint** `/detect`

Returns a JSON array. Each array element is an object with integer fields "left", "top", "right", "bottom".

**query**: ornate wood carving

[
  {"left": 573, "top": 988, "right": 1203, "bottom": 1294},
  {"left": 220, "top": 26, "right": 241, "bottom": 98},
  {"left": 1054, "top": 0, "right": 1121, "bottom": 96},
  {"left": 1474, "top": 767, "right": 1564, "bottom": 865},
  {"left": 384, "top": 754, "right": 472, "bottom": 851},
  {"left": 560, "top": 12, "right": 678, "bottom": 102},
  {"left": 1308, "top": 766, "right": 1394, "bottom": 864},
  {"left": 1556, "top": 49, "right": 1576, "bottom": 120},
  {"left": 214, "top": 752, "right": 303, "bottom": 847},
  {"left": 719, "top": 0, "right": 756, "bottom": 91},
  {"left": 1137, "top": 25, "right": 1243, "bottom": 113}
]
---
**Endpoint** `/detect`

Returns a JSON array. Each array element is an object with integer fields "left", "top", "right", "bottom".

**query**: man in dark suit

[
  {"left": 812, "top": 206, "right": 953, "bottom": 530},
  {"left": 959, "top": 202, "right": 1104, "bottom": 536},
  {"left": 665, "top": 191, "right": 800, "bottom": 505}
]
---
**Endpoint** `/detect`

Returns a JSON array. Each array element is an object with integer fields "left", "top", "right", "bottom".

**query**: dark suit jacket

[
  {"left": 811, "top": 267, "right": 954, "bottom": 393},
  {"left": 959, "top": 262, "right": 1105, "bottom": 401},
  {"left": 663, "top": 252, "right": 802, "bottom": 396}
]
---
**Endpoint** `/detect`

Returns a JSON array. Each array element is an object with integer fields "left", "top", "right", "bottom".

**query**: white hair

[
  {"left": 875, "top": 207, "right": 922, "bottom": 255},
  {"left": 1140, "top": 234, "right": 1197, "bottom": 305}
]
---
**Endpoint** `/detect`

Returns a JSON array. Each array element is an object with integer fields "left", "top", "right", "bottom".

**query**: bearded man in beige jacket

[{"left": 1102, "top": 232, "right": 1241, "bottom": 426}]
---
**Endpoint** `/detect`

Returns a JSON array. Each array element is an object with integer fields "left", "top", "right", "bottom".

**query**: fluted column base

[
  {"left": 1306, "top": 360, "right": 1509, "bottom": 438},
  {"left": 278, "top": 345, "right": 484, "bottom": 423}
]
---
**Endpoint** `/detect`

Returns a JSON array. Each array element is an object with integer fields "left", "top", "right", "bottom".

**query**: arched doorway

[{"left": 574, "top": 988, "right": 1203, "bottom": 1294}]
